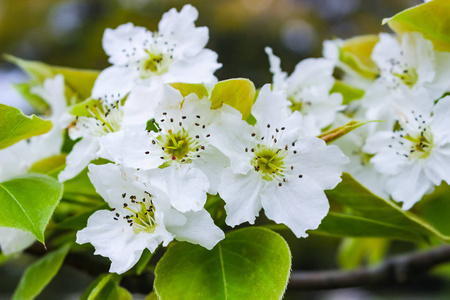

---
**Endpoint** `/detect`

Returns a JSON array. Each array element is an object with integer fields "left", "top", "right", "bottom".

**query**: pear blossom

[
  {"left": 91, "top": 4, "right": 221, "bottom": 102},
  {"left": 265, "top": 47, "right": 344, "bottom": 134},
  {"left": 58, "top": 95, "right": 141, "bottom": 182},
  {"left": 364, "top": 96, "right": 450, "bottom": 210},
  {"left": 99, "top": 85, "right": 229, "bottom": 212},
  {"left": 371, "top": 32, "right": 450, "bottom": 99},
  {"left": 77, "top": 163, "right": 224, "bottom": 274},
  {"left": 208, "top": 85, "right": 349, "bottom": 237}
]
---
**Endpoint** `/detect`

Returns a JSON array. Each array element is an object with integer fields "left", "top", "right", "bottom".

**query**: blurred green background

[
  {"left": 5, "top": 0, "right": 450, "bottom": 299},
  {"left": 0, "top": 0, "right": 422, "bottom": 87}
]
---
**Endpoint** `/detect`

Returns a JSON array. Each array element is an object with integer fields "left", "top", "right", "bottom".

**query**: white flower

[
  {"left": 58, "top": 97, "right": 139, "bottom": 182},
  {"left": 99, "top": 85, "right": 229, "bottom": 212},
  {"left": 362, "top": 32, "right": 450, "bottom": 127},
  {"left": 371, "top": 32, "right": 450, "bottom": 99},
  {"left": 208, "top": 85, "right": 349, "bottom": 237},
  {"left": 91, "top": 4, "right": 221, "bottom": 102},
  {"left": 364, "top": 96, "right": 450, "bottom": 210},
  {"left": 265, "top": 47, "right": 344, "bottom": 134},
  {"left": 76, "top": 163, "right": 224, "bottom": 274}
]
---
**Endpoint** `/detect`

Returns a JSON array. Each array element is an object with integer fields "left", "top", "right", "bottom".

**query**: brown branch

[{"left": 288, "top": 245, "right": 450, "bottom": 290}]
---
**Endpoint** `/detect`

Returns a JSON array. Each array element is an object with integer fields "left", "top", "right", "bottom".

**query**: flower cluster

[
  {"left": 63, "top": 5, "right": 347, "bottom": 273},
  {"left": 323, "top": 32, "right": 450, "bottom": 209},
  {"left": 6, "top": 3, "right": 450, "bottom": 278}
]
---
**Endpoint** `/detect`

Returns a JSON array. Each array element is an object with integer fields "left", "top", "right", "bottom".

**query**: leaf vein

[{"left": 0, "top": 182, "right": 38, "bottom": 234}]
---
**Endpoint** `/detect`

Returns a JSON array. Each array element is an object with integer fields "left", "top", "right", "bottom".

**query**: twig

[{"left": 288, "top": 245, "right": 450, "bottom": 290}]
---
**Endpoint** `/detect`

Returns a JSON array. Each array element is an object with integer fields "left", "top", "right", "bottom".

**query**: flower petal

[
  {"left": 218, "top": 168, "right": 264, "bottom": 227},
  {"left": 0, "top": 227, "right": 35, "bottom": 255},
  {"left": 149, "top": 164, "right": 209, "bottom": 213},
  {"left": 103, "top": 23, "right": 149, "bottom": 65},
  {"left": 167, "top": 209, "right": 225, "bottom": 250},
  {"left": 76, "top": 210, "right": 149, "bottom": 274},
  {"left": 91, "top": 66, "right": 136, "bottom": 101},
  {"left": 207, "top": 108, "right": 254, "bottom": 174},
  {"left": 386, "top": 164, "right": 433, "bottom": 210},
  {"left": 58, "top": 137, "right": 99, "bottom": 182},
  {"left": 192, "top": 146, "right": 229, "bottom": 195},
  {"left": 265, "top": 47, "right": 288, "bottom": 91},
  {"left": 288, "top": 137, "right": 349, "bottom": 190},
  {"left": 158, "top": 4, "right": 208, "bottom": 58},
  {"left": 431, "top": 96, "right": 450, "bottom": 145},
  {"left": 261, "top": 176, "right": 329, "bottom": 238}
]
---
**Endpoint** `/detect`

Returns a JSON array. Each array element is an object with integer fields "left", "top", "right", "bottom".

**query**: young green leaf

[
  {"left": 0, "top": 104, "right": 52, "bottom": 149},
  {"left": 338, "top": 34, "right": 380, "bottom": 79},
  {"left": 146, "top": 292, "right": 159, "bottom": 300},
  {"left": 318, "top": 120, "right": 373, "bottom": 144},
  {"left": 383, "top": 0, "right": 450, "bottom": 51},
  {"left": 0, "top": 173, "right": 63, "bottom": 243},
  {"left": 210, "top": 78, "right": 256, "bottom": 119},
  {"left": 169, "top": 82, "right": 209, "bottom": 99},
  {"left": 4, "top": 54, "right": 99, "bottom": 101},
  {"left": 12, "top": 244, "right": 71, "bottom": 300},
  {"left": 81, "top": 273, "right": 131, "bottom": 300},
  {"left": 29, "top": 155, "right": 67, "bottom": 178},
  {"left": 330, "top": 81, "right": 365, "bottom": 105},
  {"left": 154, "top": 227, "right": 291, "bottom": 300},
  {"left": 13, "top": 82, "right": 49, "bottom": 114}
]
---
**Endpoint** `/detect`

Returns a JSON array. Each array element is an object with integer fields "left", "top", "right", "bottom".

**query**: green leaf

[
  {"left": 154, "top": 227, "right": 291, "bottom": 300},
  {"left": 338, "top": 238, "right": 390, "bottom": 270},
  {"left": 383, "top": 0, "right": 450, "bottom": 51},
  {"left": 0, "top": 104, "right": 52, "bottom": 149},
  {"left": 314, "top": 212, "right": 423, "bottom": 241},
  {"left": 0, "top": 173, "right": 64, "bottom": 243},
  {"left": 314, "top": 174, "right": 450, "bottom": 243},
  {"left": 169, "top": 82, "right": 209, "bottom": 99},
  {"left": 13, "top": 82, "right": 49, "bottom": 114},
  {"left": 12, "top": 244, "right": 71, "bottom": 300},
  {"left": 5, "top": 54, "right": 99, "bottom": 101},
  {"left": 318, "top": 120, "right": 373, "bottom": 144},
  {"left": 338, "top": 35, "right": 380, "bottom": 79},
  {"left": 81, "top": 274, "right": 131, "bottom": 300},
  {"left": 146, "top": 292, "right": 159, "bottom": 300},
  {"left": 414, "top": 183, "right": 450, "bottom": 236},
  {"left": 330, "top": 81, "right": 365, "bottom": 105},
  {"left": 210, "top": 78, "right": 256, "bottom": 119},
  {"left": 29, "top": 155, "right": 67, "bottom": 178}
]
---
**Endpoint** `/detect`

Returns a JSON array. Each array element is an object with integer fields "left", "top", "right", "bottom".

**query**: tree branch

[{"left": 288, "top": 245, "right": 450, "bottom": 290}]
